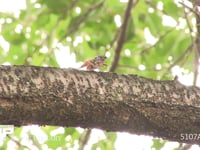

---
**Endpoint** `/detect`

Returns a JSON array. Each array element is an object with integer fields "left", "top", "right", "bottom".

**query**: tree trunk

[{"left": 0, "top": 65, "right": 200, "bottom": 144}]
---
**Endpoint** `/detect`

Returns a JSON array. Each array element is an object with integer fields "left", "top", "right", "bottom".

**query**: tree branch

[
  {"left": 78, "top": 129, "right": 91, "bottom": 150},
  {"left": 58, "top": 0, "right": 105, "bottom": 43},
  {"left": 109, "top": 0, "right": 135, "bottom": 72},
  {"left": 7, "top": 135, "right": 33, "bottom": 150},
  {"left": 162, "top": 44, "right": 193, "bottom": 77},
  {"left": 139, "top": 28, "right": 174, "bottom": 55},
  {"left": 193, "top": 6, "right": 200, "bottom": 85},
  {"left": 0, "top": 66, "right": 200, "bottom": 144}
]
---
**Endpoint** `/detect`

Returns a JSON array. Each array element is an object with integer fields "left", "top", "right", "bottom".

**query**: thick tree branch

[{"left": 0, "top": 66, "right": 200, "bottom": 144}]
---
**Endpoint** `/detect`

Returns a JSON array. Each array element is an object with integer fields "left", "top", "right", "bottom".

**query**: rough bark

[{"left": 0, "top": 65, "right": 200, "bottom": 144}]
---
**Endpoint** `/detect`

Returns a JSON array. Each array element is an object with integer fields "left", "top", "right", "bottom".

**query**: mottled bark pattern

[{"left": 0, "top": 66, "right": 200, "bottom": 144}]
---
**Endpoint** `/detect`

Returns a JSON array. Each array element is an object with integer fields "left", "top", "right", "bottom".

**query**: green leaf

[{"left": 151, "top": 139, "right": 166, "bottom": 150}]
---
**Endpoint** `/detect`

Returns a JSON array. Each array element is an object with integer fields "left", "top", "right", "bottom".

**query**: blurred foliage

[
  {"left": 0, "top": 0, "right": 197, "bottom": 149},
  {"left": 151, "top": 139, "right": 166, "bottom": 150}
]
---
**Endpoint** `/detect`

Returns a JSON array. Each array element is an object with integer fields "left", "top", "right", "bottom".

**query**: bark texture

[{"left": 0, "top": 65, "right": 200, "bottom": 144}]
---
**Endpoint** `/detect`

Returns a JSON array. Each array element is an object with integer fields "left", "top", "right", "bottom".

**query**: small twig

[
  {"left": 105, "top": 28, "right": 120, "bottom": 53},
  {"left": 177, "top": 143, "right": 192, "bottom": 150},
  {"left": 139, "top": 28, "right": 174, "bottom": 55},
  {"left": 183, "top": 11, "right": 200, "bottom": 86},
  {"left": 35, "top": 1, "right": 84, "bottom": 65},
  {"left": 37, "top": 15, "right": 64, "bottom": 65},
  {"left": 193, "top": 45, "right": 199, "bottom": 85},
  {"left": 179, "top": 1, "right": 200, "bottom": 16},
  {"left": 162, "top": 44, "right": 193, "bottom": 77},
  {"left": 109, "top": 0, "right": 137, "bottom": 72},
  {"left": 194, "top": 26, "right": 200, "bottom": 85},
  {"left": 7, "top": 135, "right": 32, "bottom": 150},
  {"left": 78, "top": 129, "right": 92, "bottom": 150},
  {"left": 182, "top": 3, "right": 194, "bottom": 42},
  {"left": 69, "top": 0, "right": 79, "bottom": 9},
  {"left": 67, "top": 0, "right": 104, "bottom": 35},
  {"left": 192, "top": 4, "right": 200, "bottom": 85},
  {"left": 58, "top": 0, "right": 105, "bottom": 43},
  {"left": 145, "top": 0, "right": 168, "bottom": 15}
]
